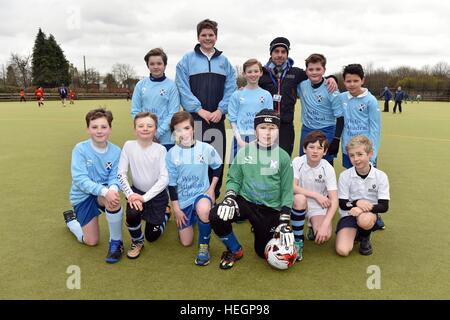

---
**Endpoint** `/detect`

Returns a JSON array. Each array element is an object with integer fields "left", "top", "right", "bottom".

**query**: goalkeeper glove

[
  {"left": 217, "top": 190, "right": 239, "bottom": 221},
  {"left": 327, "top": 137, "right": 340, "bottom": 156}
]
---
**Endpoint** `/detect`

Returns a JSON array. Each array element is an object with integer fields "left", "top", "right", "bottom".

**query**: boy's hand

[
  {"left": 129, "top": 199, "right": 143, "bottom": 211},
  {"left": 349, "top": 207, "right": 363, "bottom": 217},
  {"left": 198, "top": 108, "right": 211, "bottom": 124},
  {"left": 174, "top": 208, "right": 187, "bottom": 229},
  {"left": 210, "top": 109, "right": 223, "bottom": 123},
  {"left": 356, "top": 200, "right": 373, "bottom": 212},
  {"left": 325, "top": 77, "right": 338, "bottom": 92},
  {"left": 315, "top": 222, "right": 331, "bottom": 245},
  {"left": 315, "top": 194, "right": 331, "bottom": 209},
  {"left": 105, "top": 189, "right": 120, "bottom": 207}
]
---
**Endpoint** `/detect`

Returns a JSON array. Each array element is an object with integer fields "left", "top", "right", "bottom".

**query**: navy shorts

[
  {"left": 178, "top": 194, "right": 212, "bottom": 231},
  {"left": 300, "top": 125, "right": 336, "bottom": 162},
  {"left": 336, "top": 215, "right": 380, "bottom": 233},
  {"left": 127, "top": 186, "right": 168, "bottom": 225},
  {"left": 73, "top": 195, "right": 105, "bottom": 227}
]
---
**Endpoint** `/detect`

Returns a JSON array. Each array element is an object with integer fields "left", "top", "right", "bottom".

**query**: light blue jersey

[
  {"left": 298, "top": 79, "right": 342, "bottom": 129},
  {"left": 228, "top": 87, "right": 273, "bottom": 135},
  {"left": 70, "top": 139, "right": 121, "bottom": 206},
  {"left": 341, "top": 89, "right": 381, "bottom": 162},
  {"left": 131, "top": 76, "right": 180, "bottom": 145},
  {"left": 166, "top": 141, "right": 222, "bottom": 209}
]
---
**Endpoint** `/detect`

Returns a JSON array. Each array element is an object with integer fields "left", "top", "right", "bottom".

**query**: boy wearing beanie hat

[
  {"left": 209, "top": 109, "right": 295, "bottom": 270},
  {"left": 259, "top": 37, "right": 338, "bottom": 156}
]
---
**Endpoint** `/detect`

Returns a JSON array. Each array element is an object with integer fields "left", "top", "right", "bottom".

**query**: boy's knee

[
  {"left": 106, "top": 203, "right": 121, "bottom": 212},
  {"left": 336, "top": 246, "right": 351, "bottom": 257},
  {"left": 293, "top": 194, "right": 307, "bottom": 210},
  {"left": 179, "top": 239, "right": 193, "bottom": 247},
  {"left": 83, "top": 237, "right": 98, "bottom": 247},
  {"left": 357, "top": 213, "right": 376, "bottom": 230}
]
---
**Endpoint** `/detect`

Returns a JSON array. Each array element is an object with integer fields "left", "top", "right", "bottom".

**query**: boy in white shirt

[
  {"left": 336, "top": 135, "right": 390, "bottom": 256},
  {"left": 292, "top": 131, "right": 338, "bottom": 261},
  {"left": 117, "top": 112, "right": 170, "bottom": 259}
]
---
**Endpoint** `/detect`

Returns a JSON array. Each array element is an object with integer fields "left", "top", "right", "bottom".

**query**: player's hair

[
  {"left": 133, "top": 112, "right": 158, "bottom": 128},
  {"left": 144, "top": 48, "right": 168, "bottom": 66},
  {"left": 305, "top": 53, "right": 327, "bottom": 68},
  {"left": 345, "top": 135, "right": 373, "bottom": 154},
  {"left": 197, "top": 19, "right": 218, "bottom": 37},
  {"left": 343, "top": 64, "right": 364, "bottom": 80},
  {"left": 243, "top": 58, "right": 263, "bottom": 72},
  {"left": 85, "top": 108, "right": 113, "bottom": 127},
  {"left": 170, "top": 111, "right": 194, "bottom": 133},
  {"left": 303, "top": 130, "right": 329, "bottom": 150}
]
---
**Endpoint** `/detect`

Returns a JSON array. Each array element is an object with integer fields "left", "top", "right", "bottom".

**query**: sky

[{"left": 1, "top": 0, "right": 449, "bottom": 79}]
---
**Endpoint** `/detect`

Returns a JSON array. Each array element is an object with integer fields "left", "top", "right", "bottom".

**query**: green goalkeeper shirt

[{"left": 227, "top": 142, "right": 293, "bottom": 210}]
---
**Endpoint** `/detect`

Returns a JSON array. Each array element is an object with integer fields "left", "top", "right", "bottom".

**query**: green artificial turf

[{"left": 0, "top": 99, "right": 449, "bottom": 299}]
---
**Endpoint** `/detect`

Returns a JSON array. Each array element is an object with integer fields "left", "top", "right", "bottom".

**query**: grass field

[{"left": 1, "top": 99, "right": 449, "bottom": 300}]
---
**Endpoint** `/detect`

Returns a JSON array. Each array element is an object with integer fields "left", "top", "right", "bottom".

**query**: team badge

[
  {"left": 316, "top": 95, "right": 323, "bottom": 103},
  {"left": 358, "top": 103, "right": 367, "bottom": 111},
  {"left": 259, "top": 96, "right": 265, "bottom": 104},
  {"left": 160, "top": 89, "right": 166, "bottom": 96},
  {"left": 197, "top": 154, "right": 205, "bottom": 164},
  {"left": 105, "top": 162, "right": 113, "bottom": 171},
  {"left": 372, "top": 184, "right": 377, "bottom": 189},
  {"left": 319, "top": 174, "right": 323, "bottom": 179},
  {"left": 270, "top": 160, "right": 278, "bottom": 169}
]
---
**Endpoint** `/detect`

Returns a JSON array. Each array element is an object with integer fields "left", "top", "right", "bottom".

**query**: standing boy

[
  {"left": 210, "top": 109, "right": 294, "bottom": 270},
  {"left": 34, "top": 87, "right": 44, "bottom": 107},
  {"left": 20, "top": 88, "right": 26, "bottom": 102},
  {"left": 335, "top": 136, "right": 390, "bottom": 256},
  {"left": 297, "top": 54, "right": 343, "bottom": 165},
  {"left": 166, "top": 111, "right": 223, "bottom": 266},
  {"left": 176, "top": 19, "right": 236, "bottom": 198},
  {"left": 292, "top": 131, "right": 338, "bottom": 261},
  {"left": 63, "top": 108, "right": 124, "bottom": 263},
  {"left": 132, "top": 48, "right": 180, "bottom": 151},
  {"left": 58, "top": 83, "right": 68, "bottom": 107},
  {"left": 228, "top": 58, "right": 273, "bottom": 159},
  {"left": 393, "top": 86, "right": 404, "bottom": 114},
  {"left": 381, "top": 87, "right": 392, "bottom": 112}
]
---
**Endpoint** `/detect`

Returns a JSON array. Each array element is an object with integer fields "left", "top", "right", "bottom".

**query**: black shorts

[
  {"left": 336, "top": 215, "right": 380, "bottom": 233},
  {"left": 126, "top": 186, "right": 168, "bottom": 225}
]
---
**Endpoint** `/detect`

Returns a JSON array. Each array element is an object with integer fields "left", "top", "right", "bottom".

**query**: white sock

[
  {"left": 67, "top": 220, "right": 84, "bottom": 243},
  {"left": 105, "top": 208, "right": 123, "bottom": 242}
]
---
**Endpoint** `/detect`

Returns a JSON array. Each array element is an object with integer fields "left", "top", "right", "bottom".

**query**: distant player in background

[
  {"left": 380, "top": 86, "right": 392, "bottom": 112},
  {"left": 393, "top": 86, "right": 404, "bottom": 114},
  {"left": 34, "top": 87, "right": 44, "bottom": 107},
  {"left": 69, "top": 89, "right": 76, "bottom": 104},
  {"left": 58, "top": 84, "right": 68, "bottom": 107},
  {"left": 20, "top": 88, "right": 26, "bottom": 102},
  {"left": 126, "top": 89, "right": 131, "bottom": 102}
]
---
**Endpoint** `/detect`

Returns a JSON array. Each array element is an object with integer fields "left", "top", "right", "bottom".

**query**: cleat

[
  {"left": 105, "top": 240, "right": 124, "bottom": 263},
  {"left": 127, "top": 240, "right": 144, "bottom": 259},
  {"left": 375, "top": 214, "right": 386, "bottom": 230},
  {"left": 63, "top": 209, "right": 77, "bottom": 224},
  {"left": 219, "top": 247, "right": 244, "bottom": 270},
  {"left": 307, "top": 227, "right": 315, "bottom": 241},
  {"left": 294, "top": 240, "right": 304, "bottom": 261},
  {"left": 359, "top": 236, "right": 373, "bottom": 256},
  {"left": 195, "top": 244, "right": 210, "bottom": 266}
]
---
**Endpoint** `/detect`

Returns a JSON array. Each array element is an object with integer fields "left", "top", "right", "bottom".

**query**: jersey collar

[{"left": 347, "top": 88, "right": 369, "bottom": 100}]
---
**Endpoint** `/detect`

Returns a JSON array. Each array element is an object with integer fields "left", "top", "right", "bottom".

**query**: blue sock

[
  {"left": 291, "top": 208, "right": 306, "bottom": 242},
  {"left": 105, "top": 208, "right": 123, "bottom": 242},
  {"left": 197, "top": 220, "right": 211, "bottom": 246},
  {"left": 219, "top": 231, "right": 241, "bottom": 253},
  {"left": 67, "top": 219, "right": 84, "bottom": 243}
]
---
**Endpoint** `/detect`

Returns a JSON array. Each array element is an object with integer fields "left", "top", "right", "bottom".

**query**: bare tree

[
  {"left": 10, "top": 53, "right": 32, "bottom": 88},
  {"left": 431, "top": 61, "right": 450, "bottom": 78},
  {"left": 112, "top": 63, "right": 136, "bottom": 88}
]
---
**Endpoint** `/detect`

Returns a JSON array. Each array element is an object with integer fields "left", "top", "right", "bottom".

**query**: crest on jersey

[
  {"left": 86, "top": 159, "right": 93, "bottom": 167},
  {"left": 270, "top": 160, "right": 278, "bottom": 169},
  {"left": 260, "top": 96, "right": 265, "bottom": 104},
  {"left": 105, "top": 162, "right": 113, "bottom": 171},
  {"left": 372, "top": 184, "right": 377, "bottom": 189},
  {"left": 160, "top": 89, "right": 166, "bottom": 96},
  {"left": 358, "top": 103, "right": 367, "bottom": 111},
  {"left": 197, "top": 154, "right": 205, "bottom": 164},
  {"left": 316, "top": 95, "right": 323, "bottom": 103}
]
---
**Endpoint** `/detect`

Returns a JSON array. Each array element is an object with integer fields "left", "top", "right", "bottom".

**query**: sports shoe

[
  {"left": 127, "top": 240, "right": 144, "bottom": 259},
  {"left": 219, "top": 247, "right": 244, "bottom": 270},
  {"left": 375, "top": 214, "right": 386, "bottom": 230},
  {"left": 359, "top": 236, "right": 373, "bottom": 256},
  {"left": 307, "top": 227, "right": 315, "bottom": 241},
  {"left": 105, "top": 240, "right": 124, "bottom": 263},
  {"left": 195, "top": 244, "right": 210, "bottom": 266},
  {"left": 63, "top": 209, "right": 76, "bottom": 224},
  {"left": 294, "top": 240, "right": 304, "bottom": 261}
]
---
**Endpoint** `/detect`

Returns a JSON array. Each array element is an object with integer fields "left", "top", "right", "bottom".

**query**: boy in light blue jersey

[
  {"left": 166, "top": 111, "right": 223, "bottom": 266},
  {"left": 132, "top": 48, "right": 180, "bottom": 150},
  {"left": 297, "top": 54, "right": 343, "bottom": 165},
  {"left": 340, "top": 64, "right": 381, "bottom": 169},
  {"left": 228, "top": 59, "right": 273, "bottom": 159},
  {"left": 63, "top": 108, "right": 124, "bottom": 264}
]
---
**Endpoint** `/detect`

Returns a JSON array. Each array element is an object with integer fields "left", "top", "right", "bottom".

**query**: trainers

[
  {"left": 63, "top": 209, "right": 76, "bottom": 224},
  {"left": 294, "top": 240, "right": 304, "bottom": 261},
  {"left": 307, "top": 227, "right": 315, "bottom": 241},
  {"left": 219, "top": 247, "right": 244, "bottom": 270},
  {"left": 106, "top": 240, "right": 124, "bottom": 263},
  {"left": 195, "top": 244, "right": 210, "bottom": 266},
  {"left": 359, "top": 236, "right": 373, "bottom": 256},
  {"left": 376, "top": 214, "right": 386, "bottom": 230},
  {"left": 127, "top": 240, "right": 144, "bottom": 259}
]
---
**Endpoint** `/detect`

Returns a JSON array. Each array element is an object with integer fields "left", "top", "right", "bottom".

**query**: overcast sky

[{"left": 1, "top": 0, "right": 449, "bottom": 79}]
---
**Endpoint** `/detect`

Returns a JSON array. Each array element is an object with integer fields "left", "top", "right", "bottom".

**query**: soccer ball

[{"left": 264, "top": 237, "right": 297, "bottom": 270}]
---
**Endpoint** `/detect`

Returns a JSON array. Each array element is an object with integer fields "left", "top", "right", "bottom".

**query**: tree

[
  {"left": 112, "top": 63, "right": 136, "bottom": 88},
  {"left": 10, "top": 53, "right": 31, "bottom": 88},
  {"left": 103, "top": 73, "right": 118, "bottom": 90},
  {"left": 85, "top": 68, "right": 100, "bottom": 85},
  {"left": 6, "top": 65, "right": 18, "bottom": 86}
]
